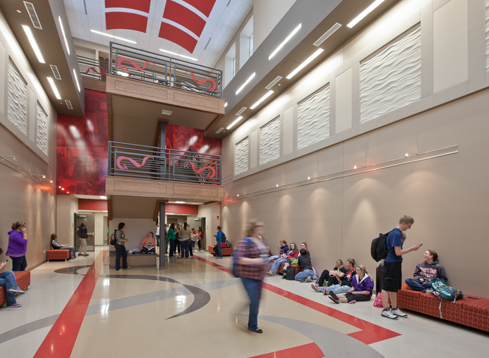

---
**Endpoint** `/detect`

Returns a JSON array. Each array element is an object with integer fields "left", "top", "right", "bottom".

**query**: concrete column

[{"left": 159, "top": 201, "right": 166, "bottom": 270}]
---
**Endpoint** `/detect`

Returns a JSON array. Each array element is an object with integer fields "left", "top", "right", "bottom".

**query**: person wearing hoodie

[
  {"left": 7, "top": 221, "right": 28, "bottom": 271},
  {"left": 328, "top": 265, "right": 374, "bottom": 304},
  {"left": 405, "top": 250, "right": 448, "bottom": 292}
]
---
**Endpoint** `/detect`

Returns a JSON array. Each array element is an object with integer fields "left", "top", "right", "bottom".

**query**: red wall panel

[
  {"left": 165, "top": 124, "right": 222, "bottom": 156},
  {"left": 165, "top": 204, "right": 198, "bottom": 215},
  {"left": 78, "top": 199, "right": 108, "bottom": 211}
]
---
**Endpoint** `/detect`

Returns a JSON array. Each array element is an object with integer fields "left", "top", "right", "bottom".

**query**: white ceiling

[{"left": 63, "top": 0, "right": 253, "bottom": 68}]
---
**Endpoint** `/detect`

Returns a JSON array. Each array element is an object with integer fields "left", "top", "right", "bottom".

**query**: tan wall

[
  {"left": 109, "top": 218, "right": 156, "bottom": 251},
  {"left": 56, "top": 194, "right": 78, "bottom": 245},
  {"left": 197, "top": 203, "right": 221, "bottom": 247}
]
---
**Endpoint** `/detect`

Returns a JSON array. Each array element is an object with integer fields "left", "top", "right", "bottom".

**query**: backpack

[
  {"left": 220, "top": 232, "right": 227, "bottom": 242},
  {"left": 370, "top": 231, "right": 392, "bottom": 262},
  {"left": 109, "top": 230, "right": 117, "bottom": 245},
  {"left": 286, "top": 266, "right": 296, "bottom": 280},
  {"left": 225, "top": 240, "right": 232, "bottom": 248},
  {"left": 232, "top": 238, "right": 251, "bottom": 277},
  {"left": 431, "top": 278, "right": 464, "bottom": 301}
]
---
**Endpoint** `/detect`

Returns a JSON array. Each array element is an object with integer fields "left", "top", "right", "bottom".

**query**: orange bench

[
  {"left": 47, "top": 249, "right": 70, "bottom": 261},
  {"left": 208, "top": 245, "right": 233, "bottom": 256},
  {"left": 0, "top": 271, "right": 31, "bottom": 306}
]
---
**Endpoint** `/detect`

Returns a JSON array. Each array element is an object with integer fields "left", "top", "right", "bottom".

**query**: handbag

[{"left": 373, "top": 292, "right": 383, "bottom": 307}]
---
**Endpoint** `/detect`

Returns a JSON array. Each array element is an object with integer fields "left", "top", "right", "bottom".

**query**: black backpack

[
  {"left": 220, "top": 232, "right": 227, "bottom": 242},
  {"left": 286, "top": 266, "right": 296, "bottom": 280},
  {"left": 109, "top": 230, "right": 117, "bottom": 245},
  {"left": 370, "top": 231, "right": 392, "bottom": 262}
]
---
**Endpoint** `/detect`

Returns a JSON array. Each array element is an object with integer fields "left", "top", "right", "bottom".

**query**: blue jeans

[
  {"left": 319, "top": 284, "right": 351, "bottom": 294},
  {"left": 115, "top": 244, "right": 128, "bottom": 270},
  {"left": 217, "top": 242, "right": 222, "bottom": 258},
  {"left": 405, "top": 278, "right": 432, "bottom": 292},
  {"left": 0, "top": 271, "right": 18, "bottom": 306},
  {"left": 241, "top": 277, "right": 263, "bottom": 330},
  {"left": 181, "top": 240, "right": 190, "bottom": 258},
  {"left": 295, "top": 269, "right": 314, "bottom": 281},
  {"left": 270, "top": 258, "right": 288, "bottom": 274},
  {"left": 10, "top": 256, "right": 27, "bottom": 271}
]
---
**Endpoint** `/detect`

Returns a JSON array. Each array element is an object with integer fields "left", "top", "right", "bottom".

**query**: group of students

[{"left": 166, "top": 223, "right": 203, "bottom": 258}]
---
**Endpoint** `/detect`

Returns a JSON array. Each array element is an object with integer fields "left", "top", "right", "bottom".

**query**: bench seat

[
  {"left": 46, "top": 249, "right": 70, "bottom": 261},
  {"left": 0, "top": 271, "right": 31, "bottom": 307}
]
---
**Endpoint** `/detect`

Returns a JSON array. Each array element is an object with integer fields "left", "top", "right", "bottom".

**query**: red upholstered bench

[
  {"left": 47, "top": 249, "right": 70, "bottom": 261},
  {"left": 0, "top": 271, "right": 31, "bottom": 307},
  {"left": 207, "top": 245, "right": 233, "bottom": 256},
  {"left": 398, "top": 283, "right": 489, "bottom": 332}
]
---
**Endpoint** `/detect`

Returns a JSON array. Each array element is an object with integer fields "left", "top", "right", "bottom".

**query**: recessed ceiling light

[
  {"left": 17, "top": 10, "right": 21, "bottom": 13},
  {"left": 100, "top": 196, "right": 107, "bottom": 199},
  {"left": 159, "top": 49, "right": 198, "bottom": 61},
  {"left": 47, "top": 77, "right": 61, "bottom": 99},
  {"left": 22, "top": 25, "right": 45, "bottom": 63},
  {"left": 90, "top": 29, "right": 136, "bottom": 44},
  {"left": 58, "top": 16, "right": 70, "bottom": 55},
  {"left": 226, "top": 116, "right": 243, "bottom": 130},
  {"left": 73, "top": 68, "right": 80, "bottom": 92},
  {"left": 313, "top": 23, "right": 342, "bottom": 47},
  {"left": 347, "top": 0, "right": 385, "bottom": 28},
  {"left": 286, "top": 49, "right": 324, "bottom": 79},
  {"left": 236, "top": 72, "right": 256, "bottom": 95},
  {"left": 269, "top": 23, "right": 302, "bottom": 60},
  {"left": 175, "top": 201, "right": 186, "bottom": 204},
  {"left": 224, "top": 102, "right": 228, "bottom": 107},
  {"left": 250, "top": 90, "right": 274, "bottom": 110}
]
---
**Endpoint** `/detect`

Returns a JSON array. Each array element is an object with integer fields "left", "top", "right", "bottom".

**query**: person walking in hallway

[
  {"left": 77, "top": 219, "right": 89, "bottom": 257},
  {"left": 179, "top": 222, "right": 192, "bottom": 258},
  {"left": 7, "top": 221, "right": 28, "bottom": 271},
  {"left": 168, "top": 223, "right": 177, "bottom": 257},
  {"left": 214, "top": 226, "right": 223, "bottom": 259}
]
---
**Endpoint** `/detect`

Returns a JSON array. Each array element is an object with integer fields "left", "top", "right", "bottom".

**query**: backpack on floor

[
  {"left": 286, "top": 266, "right": 296, "bottom": 280},
  {"left": 232, "top": 237, "right": 251, "bottom": 277},
  {"left": 109, "top": 230, "right": 117, "bottom": 245},
  {"left": 431, "top": 278, "right": 463, "bottom": 301},
  {"left": 225, "top": 240, "right": 232, "bottom": 248},
  {"left": 370, "top": 231, "right": 392, "bottom": 262}
]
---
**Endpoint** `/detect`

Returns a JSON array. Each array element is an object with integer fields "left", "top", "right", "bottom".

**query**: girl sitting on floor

[{"left": 328, "top": 264, "right": 374, "bottom": 304}]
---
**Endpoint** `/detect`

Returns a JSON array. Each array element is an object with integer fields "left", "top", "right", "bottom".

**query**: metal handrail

[
  {"left": 108, "top": 141, "right": 221, "bottom": 185},
  {"left": 77, "top": 55, "right": 108, "bottom": 81}
]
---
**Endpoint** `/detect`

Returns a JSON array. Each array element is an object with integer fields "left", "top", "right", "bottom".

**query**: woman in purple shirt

[
  {"left": 6, "top": 221, "right": 28, "bottom": 271},
  {"left": 328, "top": 265, "right": 374, "bottom": 304}
]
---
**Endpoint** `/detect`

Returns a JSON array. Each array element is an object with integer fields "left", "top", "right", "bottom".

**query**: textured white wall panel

[
  {"left": 7, "top": 59, "right": 27, "bottom": 134},
  {"left": 486, "top": 0, "right": 489, "bottom": 71},
  {"left": 297, "top": 85, "right": 330, "bottom": 150},
  {"left": 360, "top": 25, "right": 421, "bottom": 124},
  {"left": 36, "top": 102, "right": 48, "bottom": 155},
  {"left": 0, "top": 41, "right": 5, "bottom": 115},
  {"left": 234, "top": 137, "right": 249, "bottom": 175},
  {"left": 283, "top": 107, "right": 294, "bottom": 155},
  {"left": 335, "top": 68, "right": 353, "bottom": 133},
  {"left": 260, "top": 116, "right": 280, "bottom": 165}
]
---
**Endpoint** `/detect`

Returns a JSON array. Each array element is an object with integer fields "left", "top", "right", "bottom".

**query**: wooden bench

[
  {"left": 398, "top": 283, "right": 489, "bottom": 332},
  {"left": 0, "top": 271, "right": 31, "bottom": 307},
  {"left": 207, "top": 245, "right": 233, "bottom": 256},
  {"left": 46, "top": 249, "right": 70, "bottom": 261}
]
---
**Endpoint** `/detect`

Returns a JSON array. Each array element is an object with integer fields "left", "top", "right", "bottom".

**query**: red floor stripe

[
  {"left": 249, "top": 342, "right": 323, "bottom": 358},
  {"left": 193, "top": 254, "right": 400, "bottom": 345},
  {"left": 33, "top": 251, "right": 108, "bottom": 358}
]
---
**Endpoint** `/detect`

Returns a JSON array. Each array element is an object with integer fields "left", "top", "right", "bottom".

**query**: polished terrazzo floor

[{"left": 1, "top": 247, "right": 487, "bottom": 357}]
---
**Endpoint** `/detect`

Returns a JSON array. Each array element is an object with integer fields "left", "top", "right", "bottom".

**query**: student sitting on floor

[
  {"left": 328, "top": 264, "right": 374, "bottom": 304},
  {"left": 295, "top": 248, "right": 314, "bottom": 282},
  {"left": 316, "top": 259, "right": 348, "bottom": 288},
  {"left": 405, "top": 250, "right": 448, "bottom": 293},
  {"left": 140, "top": 232, "right": 156, "bottom": 254},
  {"left": 312, "top": 258, "right": 356, "bottom": 295}
]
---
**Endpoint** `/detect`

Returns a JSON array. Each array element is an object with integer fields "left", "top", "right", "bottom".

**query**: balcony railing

[
  {"left": 108, "top": 42, "right": 223, "bottom": 98},
  {"left": 108, "top": 141, "right": 221, "bottom": 185},
  {"left": 78, "top": 56, "right": 108, "bottom": 81}
]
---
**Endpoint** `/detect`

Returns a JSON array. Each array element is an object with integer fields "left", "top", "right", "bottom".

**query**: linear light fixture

[
  {"left": 347, "top": 0, "right": 385, "bottom": 28},
  {"left": 224, "top": 102, "right": 228, "bottom": 107},
  {"left": 268, "top": 23, "right": 302, "bottom": 60},
  {"left": 58, "top": 16, "right": 70, "bottom": 55},
  {"left": 90, "top": 29, "right": 136, "bottom": 44},
  {"left": 226, "top": 116, "right": 243, "bottom": 130},
  {"left": 159, "top": 49, "right": 198, "bottom": 61},
  {"left": 313, "top": 23, "right": 342, "bottom": 46},
  {"left": 47, "top": 77, "right": 61, "bottom": 99},
  {"left": 235, "top": 72, "right": 256, "bottom": 95},
  {"left": 22, "top": 25, "right": 45, "bottom": 63},
  {"left": 72, "top": 68, "right": 80, "bottom": 92},
  {"left": 286, "top": 49, "right": 324, "bottom": 79},
  {"left": 250, "top": 90, "right": 274, "bottom": 110}
]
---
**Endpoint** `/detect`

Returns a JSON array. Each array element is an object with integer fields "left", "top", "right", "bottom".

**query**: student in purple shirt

[
  {"left": 328, "top": 265, "right": 374, "bottom": 304},
  {"left": 6, "top": 221, "right": 28, "bottom": 271}
]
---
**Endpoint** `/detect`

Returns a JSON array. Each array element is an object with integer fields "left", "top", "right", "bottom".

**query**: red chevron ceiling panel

[
  {"left": 159, "top": 22, "right": 198, "bottom": 53},
  {"left": 163, "top": 1, "right": 207, "bottom": 37},
  {"left": 106, "top": 12, "right": 148, "bottom": 32},
  {"left": 183, "top": 0, "right": 217, "bottom": 17},
  {"left": 105, "top": 0, "right": 151, "bottom": 13}
]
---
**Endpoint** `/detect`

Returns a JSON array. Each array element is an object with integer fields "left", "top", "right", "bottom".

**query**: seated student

[
  {"left": 212, "top": 241, "right": 226, "bottom": 256},
  {"left": 316, "top": 259, "right": 348, "bottom": 287},
  {"left": 51, "top": 233, "right": 76, "bottom": 259},
  {"left": 266, "top": 240, "right": 289, "bottom": 263},
  {"left": 268, "top": 243, "right": 298, "bottom": 275},
  {"left": 405, "top": 250, "right": 448, "bottom": 293},
  {"left": 312, "top": 258, "right": 356, "bottom": 295},
  {"left": 140, "top": 232, "right": 156, "bottom": 254},
  {"left": 294, "top": 248, "right": 314, "bottom": 282},
  {"left": 0, "top": 248, "right": 25, "bottom": 308},
  {"left": 328, "top": 265, "right": 374, "bottom": 304}
]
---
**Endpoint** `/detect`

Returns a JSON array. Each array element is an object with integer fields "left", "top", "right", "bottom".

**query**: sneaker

[
  {"left": 424, "top": 289, "right": 433, "bottom": 294},
  {"left": 328, "top": 296, "right": 339, "bottom": 304},
  {"left": 267, "top": 271, "right": 274, "bottom": 277},
  {"left": 329, "top": 291, "right": 339, "bottom": 301},
  {"left": 8, "top": 287, "right": 25, "bottom": 295},
  {"left": 323, "top": 288, "right": 329, "bottom": 295},
  {"left": 304, "top": 276, "right": 313, "bottom": 283},
  {"left": 348, "top": 300, "right": 357, "bottom": 304},
  {"left": 381, "top": 308, "right": 398, "bottom": 320},
  {"left": 311, "top": 283, "right": 320, "bottom": 292},
  {"left": 391, "top": 307, "right": 408, "bottom": 318},
  {"left": 8, "top": 303, "right": 22, "bottom": 308}
]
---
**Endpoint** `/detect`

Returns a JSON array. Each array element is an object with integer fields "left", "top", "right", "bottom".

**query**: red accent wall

[
  {"left": 78, "top": 199, "right": 108, "bottom": 211},
  {"left": 165, "top": 124, "right": 222, "bottom": 156},
  {"left": 56, "top": 90, "right": 108, "bottom": 195},
  {"left": 165, "top": 204, "right": 198, "bottom": 215}
]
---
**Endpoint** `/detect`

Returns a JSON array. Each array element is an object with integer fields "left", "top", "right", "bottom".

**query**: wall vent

[
  {"left": 265, "top": 76, "right": 282, "bottom": 90},
  {"left": 215, "top": 127, "right": 225, "bottom": 134},
  {"left": 65, "top": 100, "right": 73, "bottom": 110},
  {"left": 161, "top": 109, "right": 172, "bottom": 115},
  {"left": 235, "top": 107, "right": 247, "bottom": 116},
  {"left": 24, "top": 2, "right": 43, "bottom": 29},
  {"left": 50, "top": 65, "right": 62, "bottom": 80},
  {"left": 313, "top": 23, "right": 342, "bottom": 47}
]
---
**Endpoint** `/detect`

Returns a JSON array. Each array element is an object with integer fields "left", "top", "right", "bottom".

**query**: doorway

[{"left": 74, "top": 214, "right": 95, "bottom": 252}]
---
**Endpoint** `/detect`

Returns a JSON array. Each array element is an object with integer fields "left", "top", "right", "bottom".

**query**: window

[
  {"left": 233, "top": 57, "right": 236, "bottom": 77},
  {"left": 249, "top": 34, "right": 254, "bottom": 57}
]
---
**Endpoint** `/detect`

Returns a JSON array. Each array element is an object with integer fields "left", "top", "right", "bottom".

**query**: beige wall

[
  {"left": 56, "top": 194, "right": 78, "bottom": 245},
  {"left": 109, "top": 218, "right": 156, "bottom": 251},
  {"left": 197, "top": 203, "right": 221, "bottom": 248}
]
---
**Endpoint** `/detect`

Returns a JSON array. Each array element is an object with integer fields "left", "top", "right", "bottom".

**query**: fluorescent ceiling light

[
  {"left": 58, "top": 16, "right": 70, "bottom": 55},
  {"left": 22, "top": 25, "right": 45, "bottom": 63},
  {"left": 100, "top": 196, "right": 107, "bottom": 199},
  {"left": 73, "top": 68, "right": 80, "bottom": 92},
  {"left": 286, "top": 49, "right": 324, "bottom": 79},
  {"left": 269, "top": 23, "right": 302, "bottom": 60},
  {"left": 250, "top": 90, "right": 274, "bottom": 110},
  {"left": 235, "top": 72, "right": 256, "bottom": 95},
  {"left": 90, "top": 29, "right": 136, "bottom": 44},
  {"left": 347, "top": 0, "right": 385, "bottom": 28},
  {"left": 175, "top": 201, "right": 186, "bottom": 204},
  {"left": 47, "top": 77, "right": 61, "bottom": 99},
  {"left": 224, "top": 102, "right": 228, "bottom": 107},
  {"left": 159, "top": 49, "right": 198, "bottom": 61},
  {"left": 226, "top": 116, "right": 243, "bottom": 130}
]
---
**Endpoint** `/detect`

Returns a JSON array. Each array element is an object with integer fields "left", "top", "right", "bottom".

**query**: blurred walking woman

[
  {"left": 7, "top": 221, "right": 28, "bottom": 271},
  {"left": 234, "top": 219, "right": 269, "bottom": 333}
]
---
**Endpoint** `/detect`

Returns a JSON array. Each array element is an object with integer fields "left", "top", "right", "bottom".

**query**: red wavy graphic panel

[
  {"left": 183, "top": 0, "right": 217, "bottom": 17},
  {"left": 158, "top": 22, "right": 198, "bottom": 53},
  {"left": 106, "top": 12, "right": 148, "bottom": 32},
  {"left": 163, "top": 1, "right": 207, "bottom": 37},
  {"left": 105, "top": 0, "right": 151, "bottom": 13}
]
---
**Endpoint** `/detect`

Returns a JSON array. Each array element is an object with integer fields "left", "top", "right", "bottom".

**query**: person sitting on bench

[
  {"left": 140, "top": 232, "right": 156, "bottom": 254},
  {"left": 51, "top": 233, "right": 76, "bottom": 259},
  {"left": 405, "top": 250, "right": 448, "bottom": 293},
  {"left": 0, "top": 247, "right": 25, "bottom": 308}
]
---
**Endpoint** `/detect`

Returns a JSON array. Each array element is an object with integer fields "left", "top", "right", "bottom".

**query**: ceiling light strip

[
  {"left": 58, "top": 16, "right": 70, "bottom": 55},
  {"left": 90, "top": 29, "right": 136, "bottom": 44},
  {"left": 22, "top": 25, "right": 45, "bottom": 63},
  {"left": 226, "top": 116, "right": 243, "bottom": 130},
  {"left": 73, "top": 68, "right": 80, "bottom": 92},
  {"left": 159, "top": 49, "right": 198, "bottom": 61},
  {"left": 313, "top": 23, "right": 342, "bottom": 46},
  {"left": 235, "top": 107, "right": 247, "bottom": 116},
  {"left": 250, "top": 90, "right": 274, "bottom": 110},
  {"left": 47, "top": 77, "right": 61, "bottom": 99},
  {"left": 286, "top": 49, "right": 324, "bottom": 79},
  {"left": 235, "top": 72, "right": 256, "bottom": 95},
  {"left": 265, "top": 76, "right": 282, "bottom": 90},
  {"left": 268, "top": 23, "right": 302, "bottom": 60},
  {"left": 347, "top": 0, "right": 385, "bottom": 28}
]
